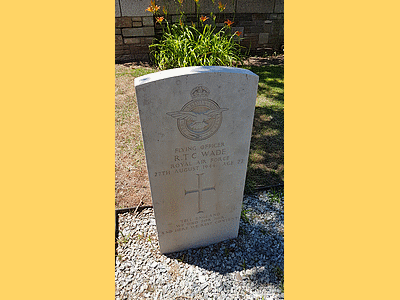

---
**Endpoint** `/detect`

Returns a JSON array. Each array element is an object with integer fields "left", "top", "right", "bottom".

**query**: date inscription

[{"left": 153, "top": 141, "right": 245, "bottom": 177}]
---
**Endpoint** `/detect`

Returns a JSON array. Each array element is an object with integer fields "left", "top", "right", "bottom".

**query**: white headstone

[
  {"left": 134, "top": 66, "right": 258, "bottom": 254},
  {"left": 120, "top": 0, "right": 152, "bottom": 17},
  {"left": 115, "top": 0, "right": 121, "bottom": 17}
]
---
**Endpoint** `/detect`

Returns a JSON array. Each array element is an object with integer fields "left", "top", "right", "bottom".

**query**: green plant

[
  {"left": 244, "top": 179, "right": 256, "bottom": 195},
  {"left": 268, "top": 189, "right": 283, "bottom": 203},
  {"left": 150, "top": 22, "right": 243, "bottom": 70},
  {"left": 238, "top": 226, "right": 247, "bottom": 236},
  {"left": 239, "top": 258, "right": 246, "bottom": 270},
  {"left": 241, "top": 208, "right": 251, "bottom": 223},
  {"left": 272, "top": 266, "right": 284, "bottom": 292},
  {"left": 146, "top": 0, "right": 244, "bottom": 70},
  {"left": 224, "top": 246, "right": 234, "bottom": 257},
  {"left": 224, "top": 247, "right": 229, "bottom": 257},
  {"left": 117, "top": 232, "right": 130, "bottom": 245},
  {"left": 177, "top": 254, "right": 186, "bottom": 262}
]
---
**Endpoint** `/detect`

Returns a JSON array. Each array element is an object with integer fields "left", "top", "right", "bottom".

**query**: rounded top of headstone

[{"left": 134, "top": 66, "right": 258, "bottom": 87}]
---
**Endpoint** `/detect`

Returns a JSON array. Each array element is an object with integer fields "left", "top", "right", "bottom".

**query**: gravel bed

[{"left": 115, "top": 190, "right": 284, "bottom": 300}]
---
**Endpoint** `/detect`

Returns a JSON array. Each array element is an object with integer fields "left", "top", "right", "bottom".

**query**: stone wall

[
  {"left": 115, "top": 16, "right": 155, "bottom": 62},
  {"left": 115, "top": 0, "right": 283, "bottom": 63}
]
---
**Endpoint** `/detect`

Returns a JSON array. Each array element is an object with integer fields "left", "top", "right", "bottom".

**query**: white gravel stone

[{"left": 115, "top": 190, "right": 284, "bottom": 299}]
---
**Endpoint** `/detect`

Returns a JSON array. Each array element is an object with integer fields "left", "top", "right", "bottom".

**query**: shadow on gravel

[{"left": 164, "top": 192, "right": 284, "bottom": 288}]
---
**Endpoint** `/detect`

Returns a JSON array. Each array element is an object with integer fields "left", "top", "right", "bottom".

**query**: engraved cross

[{"left": 185, "top": 173, "right": 215, "bottom": 213}]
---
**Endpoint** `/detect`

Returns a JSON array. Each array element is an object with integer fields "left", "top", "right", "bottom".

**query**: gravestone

[
  {"left": 236, "top": 0, "right": 275, "bottom": 13},
  {"left": 155, "top": 0, "right": 196, "bottom": 15},
  {"left": 119, "top": 0, "right": 152, "bottom": 17},
  {"left": 134, "top": 66, "right": 258, "bottom": 254}
]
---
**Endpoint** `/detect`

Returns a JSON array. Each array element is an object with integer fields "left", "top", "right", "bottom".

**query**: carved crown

[{"left": 190, "top": 86, "right": 210, "bottom": 99}]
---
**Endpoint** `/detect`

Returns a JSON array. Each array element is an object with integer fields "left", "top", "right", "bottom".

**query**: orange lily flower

[
  {"left": 224, "top": 19, "right": 234, "bottom": 27},
  {"left": 155, "top": 16, "right": 164, "bottom": 24},
  {"left": 145, "top": 0, "right": 160, "bottom": 13},
  {"left": 235, "top": 31, "right": 242, "bottom": 36},
  {"left": 218, "top": 1, "right": 227, "bottom": 12},
  {"left": 200, "top": 15, "right": 209, "bottom": 22}
]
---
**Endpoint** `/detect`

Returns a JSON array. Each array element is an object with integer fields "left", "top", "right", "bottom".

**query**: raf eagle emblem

[
  {"left": 167, "top": 86, "right": 229, "bottom": 141},
  {"left": 167, "top": 108, "right": 228, "bottom": 131}
]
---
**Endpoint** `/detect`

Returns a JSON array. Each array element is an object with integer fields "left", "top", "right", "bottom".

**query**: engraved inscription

[
  {"left": 167, "top": 86, "right": 228, "bottom": 141},
  {"left": 158, "top": 213, "right": 240, "bottom": 236},
  {"left": 152, "top": 140, "right": 245, "bottom": 177},
  {"left": 185, "top": 173, "right": 215, "bottom": 213},
  {"left": 154, "top": 170, "right": 171, "bottom": 177}
]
